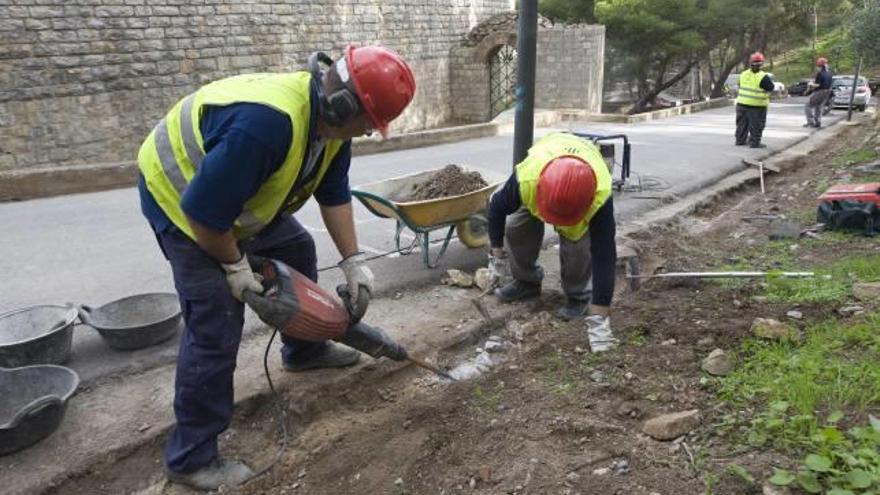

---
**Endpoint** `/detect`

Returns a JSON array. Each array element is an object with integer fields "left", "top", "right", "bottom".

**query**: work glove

[
  {"left": 487, "top": 251, "right": 510, "bottom": 289},
  {"left": 221, "top": 254, "right": 264, "bottom": 302},
  {"left": 585, "top": 315, "right": 617, "bottom": 353},
  {"left": 339, "top": 252, "right": 374, "bottom": 317}
]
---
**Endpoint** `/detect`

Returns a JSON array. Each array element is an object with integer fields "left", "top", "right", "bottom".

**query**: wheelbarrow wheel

[{"left": 455, "top": 214, "right": 489, "bottom": 248}]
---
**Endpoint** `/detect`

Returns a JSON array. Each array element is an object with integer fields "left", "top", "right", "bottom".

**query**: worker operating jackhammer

[
  {"left": 136, "top": 45, "right": 415, "bottom": 491},
  {"left": 485, "top": 133, "right": 618, "bottom": 353}
]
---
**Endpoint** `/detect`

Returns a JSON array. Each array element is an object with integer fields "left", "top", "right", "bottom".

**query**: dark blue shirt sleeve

[
  {"left": 588, "top": 198, "right": 616, "bottom": 306},
  {"left": 760, "top": 75, "right": 775, "bottom": 93},
  {"left": 487, "top": 173, "right": 522, "bottom": 247},
  {"left": 180, "top": 103, "right": 292, "bottom": 231},
  {"left": 313, "top": 141, "right": 352, "bottom": 207}
]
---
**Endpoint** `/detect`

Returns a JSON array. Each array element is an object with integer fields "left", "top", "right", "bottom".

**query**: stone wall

[
  {"left": 450, "top": 18, "right": 605, "bottom": 123},
  {"left": 0, "top": 0, "right": 512, "bottom": 172}
]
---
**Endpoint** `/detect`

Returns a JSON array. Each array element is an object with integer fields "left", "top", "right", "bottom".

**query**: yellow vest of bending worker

[
  {"left": 137, "top": 72, "right": 345, "bottom": 240},
  {"left": 736, "top": 70, "right": 770, "bottom": 107},
  {"left": 516, "top": 133, "right": 613, "bottom": 241}
]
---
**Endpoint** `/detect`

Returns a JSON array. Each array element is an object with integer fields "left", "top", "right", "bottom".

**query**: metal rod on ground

[
  {"left": 759, "top": 161, "right": 765, "bottom": 194},
  {"left": 627, "top": 271, "right": 815, "bottom": 280},
  {"left": 407, "top": 354, "right": 455, "bottom": 380}
]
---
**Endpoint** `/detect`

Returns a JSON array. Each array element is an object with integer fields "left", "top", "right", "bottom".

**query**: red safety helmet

[
  {"left": 816, "top": 57, "right": 828, "bottom": 67},
  {"left": 749, "top": 52, "right": 765, "bottom": 64},
  {"left": 345, "top": 45, "right": 416, "bottom": 137},
  {"left": 535, "top": 156, "right": 597, "bottom": 226}
]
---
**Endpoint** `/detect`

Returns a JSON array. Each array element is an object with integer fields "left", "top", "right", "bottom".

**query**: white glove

[
  {"left": 339, "top": 252, "right": 374, "bottom": 314},
  {"left": 585, "top": 315, "right": 617, "bottom": 353},
  {"left": 221, "top": 254, "right": 264, "bottom": 302},
  {"left": 487, "top": 251, "right": 510, "bottom": 289}
]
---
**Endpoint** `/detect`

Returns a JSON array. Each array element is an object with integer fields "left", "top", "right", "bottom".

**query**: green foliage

[
  {"left": 763, "top": 254, "right": 880, "bottom": 304},
  {"left": 720, "top": 313, "right": 880, "bottom": 493},
  {"left": 851, "top": 1, "right": 880, "bottom": 64},
  {"left": 538, "top": 0, "right": 596, "bottom": 23},
  {"left": 831, "top": 147, "right": 880, "bottom": 168}
]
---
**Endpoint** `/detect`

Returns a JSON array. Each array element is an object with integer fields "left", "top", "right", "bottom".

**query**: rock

[
  {"left": 762, "top": 482, "right": 791, "bottom": 495},
  {"left": 697, "top": 336, "right": 715, "bottom": 347},
  {"left": 590, "top": 370, "right": 607, "bottom": 383},
  {"left": 474, "top": 268, "right": 492, "bottom": 291},
  {"left": 566, "top": 471, "right": 580, "bottom": 482},
  {"left": 615, "top": 401, "right": 642, "bottom": 418},
  {"left": 661, "top": 339, "right": 677, "bottom": 346},
  {"left": 785, "top": 310, "right": 803, "bottom": 320},
  {"left": 853, "top": 282, "right": 880, "bottom": 301},
  {"left": 612, "top": 458, "right": 630, "bottom": 474},
  {"left": 394, "top": 477, "right": 403, "bottom": 486},
  {"left": 733, "top": 299, "right": 743, "bottom": 308},
  {"left": 484, "top": 340, "right": 508, "bottom": 353},
  {"left": 701, "top": 349, "right": 733, "bottom": 376},
  {"left": 767, "top": 219, "right": 801, "bottom": 240},
  {"left": 444, "top": 269, "right": 474, "bottom": 288},
  {"left": 592, "top": 467, "right": 610, "bottom": 476},
  {"left": 642, "top": 410, "right": 701, "bottom": 440},
  {"left": 839, "top": 305, "right": 865, "bottom": 317},
  {"left": 469, "top": 477, "right": 477, "bottom": 488},
  {"left": 506, "top": 321, "right": 524, "bottom": 342},
  {"left": 751, "top": 318, "right": 798, "bottom": 340}
]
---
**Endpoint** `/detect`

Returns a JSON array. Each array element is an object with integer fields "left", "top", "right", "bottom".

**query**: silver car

[{"left": 831, "top": 75, "right": 872, "bottom": 111}]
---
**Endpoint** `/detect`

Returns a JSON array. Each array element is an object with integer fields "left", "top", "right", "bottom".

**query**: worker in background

[
  {"left": 486, "top": 133, "right": 618, "bottom": 352},
  {"left": 804, "top": 57, "right": 833, "bottom": 128},
  {"left": 137, "top": 45, "right": 415, "bottom": 490},
  {"left": 735, "top": 52, "right": 775, "bottom": 148}
]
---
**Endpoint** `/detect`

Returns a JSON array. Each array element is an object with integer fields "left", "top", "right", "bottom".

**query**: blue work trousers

[{"left": 155, "top": 215, "right": 326, "bottom": 474}]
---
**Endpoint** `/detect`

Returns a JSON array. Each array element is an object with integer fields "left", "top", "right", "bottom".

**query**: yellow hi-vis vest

[
  {"left": 137, "top": 72, "right": 345, "bottom": 240},
  {"left": 736, "top": 69, "right": 770, "bottom": 107},
  {"left": 516, "top": 133, "right": 613, "bottom": 241}
]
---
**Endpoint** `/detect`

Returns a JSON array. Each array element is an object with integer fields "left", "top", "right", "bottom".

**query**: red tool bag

[{"left": 817, "top": 183, "right": 880, "bottom": 235}]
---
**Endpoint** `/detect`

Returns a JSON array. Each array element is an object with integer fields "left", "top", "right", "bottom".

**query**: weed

[
  {"left": 471, "top": 384, "right": 502, "bottom": 413},
  {"left": 831, "top": 148, "right": 880, "bottom": 168},
  {"left": 763, "top": 254, "right": 880, "bottom": 303}
]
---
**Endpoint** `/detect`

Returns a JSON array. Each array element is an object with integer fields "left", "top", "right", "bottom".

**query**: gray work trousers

[
  {"left": 505, "top": 207, "right": 592, "bottom": 302},
  {"left": 805, "top": 89, "right": 831, "bottom": 126}
]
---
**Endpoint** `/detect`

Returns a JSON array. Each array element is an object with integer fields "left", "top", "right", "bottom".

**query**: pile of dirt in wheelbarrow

[{"left": 404, "top": 164, "right": 488, "bottom": 201}]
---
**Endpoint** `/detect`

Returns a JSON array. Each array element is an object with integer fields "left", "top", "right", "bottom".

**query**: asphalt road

[{"left": 0, "top": 96, "right": 846, "bottom": 382}]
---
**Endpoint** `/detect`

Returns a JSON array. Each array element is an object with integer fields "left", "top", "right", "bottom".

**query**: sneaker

[
  {"left": 166, "top": 458, "right": 254, "bottom": 491},
  {"left": 749, "top": 143, "right": 767, "bottom": 149},
  {"left": 494, "top": 280, "right": 541, "bottom": 302},
  {"left": 283, "top": 342, "right": 360, "bottom": 372},
  {"left": 557, "top": 299, "right": 589, "bottom": 321}
]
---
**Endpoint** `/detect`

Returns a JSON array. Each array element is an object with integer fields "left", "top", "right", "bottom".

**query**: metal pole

[
  {"left": 847, "top": 56, "right": 862, "bottom": 121},
  {"left": 513, "top": 0, "right": 538, "bottom": 167}
]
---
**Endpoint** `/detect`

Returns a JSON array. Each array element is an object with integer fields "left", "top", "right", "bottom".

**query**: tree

[
  {"left": 851, "top": 1, "right": 880, "bottom": 64},
  {"left": 596, "top": 0, "right": 707, "bottom": 113},
  {"left": 538, "top": 0, "right": 596, "bottom": 23}
]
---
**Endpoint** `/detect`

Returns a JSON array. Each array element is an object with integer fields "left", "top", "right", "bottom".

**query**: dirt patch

[
  {"left": 42, "top": 120, "right": 880, "bottom": 495},
  {"left": 404, "top": 164, "right": 488, "bottom": 201}
]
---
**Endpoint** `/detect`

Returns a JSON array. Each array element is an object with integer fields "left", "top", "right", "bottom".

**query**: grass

[
  {"left": 831, "top": 148, "right": 880, "bottom": 168},
  {"left": 764, "top": 254, "right": 880, "bottom": 304},
  {"left": 540, "top": 347, "right": 606, "bottom": 395}
]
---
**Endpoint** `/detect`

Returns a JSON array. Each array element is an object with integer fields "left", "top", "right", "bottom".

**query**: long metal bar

[
  {"left": 627, "top": 271, "right": 816, "bottom": 280},
  {"left": 512, "top": 0, "right": 538, "bottom": 167}
]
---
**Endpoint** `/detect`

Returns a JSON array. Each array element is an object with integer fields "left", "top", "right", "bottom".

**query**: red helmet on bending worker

[
  {"left": 536, "top": 156, "right": 597, "bottom": 226},
  {"left": 749, "top": 52, "right": 765, "bottom": 64},
  {"left": 816, "top": 57, "right": 828, "bottom": 67},
  {"left": 344, "top": 45, "right": 416, "bottom": 137}
]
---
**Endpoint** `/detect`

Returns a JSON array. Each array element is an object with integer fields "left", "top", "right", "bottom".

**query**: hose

[{"left": 248, "top": 328, "right": 289, "bottom": 481}]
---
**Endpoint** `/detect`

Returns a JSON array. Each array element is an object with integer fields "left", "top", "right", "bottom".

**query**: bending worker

[
  {"left": 486, "top": 132, "right": 618, "bottom": 352},
  {"left": 804, "top": 56, "right": 833, "bottom": 128},
  {"left": 137, "top": 45, "right": 415, "bottom": 490},
  {"left": 735, "top": 52, "right": 775, "bottom": 148}
]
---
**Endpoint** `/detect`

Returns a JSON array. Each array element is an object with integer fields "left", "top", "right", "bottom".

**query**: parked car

[
  {"left": 831, "top": 75, "right": 872, "bottom": 111},
  {"left": 788, "top": 78, "right": 812, "bottom": 96}
]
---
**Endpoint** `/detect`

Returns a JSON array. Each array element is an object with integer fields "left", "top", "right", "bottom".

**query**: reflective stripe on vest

[
  {"left": 137, "top": 72, "right": 345, "bottom": 240},
  {"left": 515, "top": 133, "right": 613, "bottom": 241},
  {"left": 736, "top": 70, "right": 770, "bottom": 107}
]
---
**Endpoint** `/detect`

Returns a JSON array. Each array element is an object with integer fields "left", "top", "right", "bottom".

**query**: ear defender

[{"left": 307, "top": 51, "right": 361, "bottom": 127}]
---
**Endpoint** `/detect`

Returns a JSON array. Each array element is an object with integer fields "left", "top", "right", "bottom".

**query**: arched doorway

[{"left": 489, "top": 44, "right": 517, "bottom": 117}]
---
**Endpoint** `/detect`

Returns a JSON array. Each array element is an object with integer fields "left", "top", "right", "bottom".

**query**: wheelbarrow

[{"left": 352, "top": 166, "right": 506, "bottom": 268}]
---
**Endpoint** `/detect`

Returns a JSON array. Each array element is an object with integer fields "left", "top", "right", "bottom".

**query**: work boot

[
  {"left": 735, "top": 141, "right": 747, "bottom": 146},
  {"left": 749, "top": 143, "right": 767, "bottom": 149},
  {"left": 494, "top": 280, "right": 541, "bottom": 303},
  {"left": 283, "top": 342, "right": 360, "bottom": 372},
  {"left": 557, "top": 299, "right": 589, "bottom": 321},
  {"left": 166, "top": 458, "right": 254, "bottom": 491}
]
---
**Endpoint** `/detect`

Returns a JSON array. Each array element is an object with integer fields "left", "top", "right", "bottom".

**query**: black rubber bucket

[
  {"left": 77, "top": 293, "right": 182, "bottom": 351},
  {"left": 0, "top": 364, "right": 79, "bottom": 456},
  {"left": 0, "top": 305, "right": 77, "bottom": 368}
]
